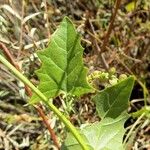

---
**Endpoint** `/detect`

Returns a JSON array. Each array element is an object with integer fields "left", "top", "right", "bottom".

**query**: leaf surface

[
  {"left": 63, "top": 77, "right": 134, "bottom": 150},
  {"left": 31, "top": 17, "right": 93, "bottom": 103},
  {"left": 94, "top": 76, "right": 134, "bottom": 119}
]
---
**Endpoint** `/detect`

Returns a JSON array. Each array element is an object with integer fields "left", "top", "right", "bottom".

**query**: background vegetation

[{"left": 0, "top": 0, "right": 150, "bottom": 149}]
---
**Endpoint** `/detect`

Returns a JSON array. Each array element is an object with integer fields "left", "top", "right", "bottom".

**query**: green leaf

[
  {"left": 63, "top": 77, "right": 135, "bottom": 150},
  {"left": 125, "top": 2, "right": 135, "bottom": 12},
  {"left": 62, "top": 132, "right": 94, "bottom": 150},
  {"left": 132, "top": 106, "right": 150, "bottom": 118},
  {"left": 30, "top": 17, "right": 93, "bottom": 103},
  {"left": 94, "top": 76, "right": 134, "bottom": 119}
]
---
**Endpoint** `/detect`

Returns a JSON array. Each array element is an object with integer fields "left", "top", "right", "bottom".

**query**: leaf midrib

[{"left": 102, "top": 84, "right": 127, "bottom": 119}]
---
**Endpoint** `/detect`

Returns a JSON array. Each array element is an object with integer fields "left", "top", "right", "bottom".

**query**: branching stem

[{"left": 0, "top": 54, "right": 89, "bottom": 150}]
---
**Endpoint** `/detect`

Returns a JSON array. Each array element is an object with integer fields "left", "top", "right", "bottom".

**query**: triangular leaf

[
  {"left": 31, "top": 17, "right": 93, "bottom": 103},
  {"left": 94, "top": 76, "right": 134, "bottom": 119},
  {"left": 63, "top": 77, "right": 135, "bottom": 150},
  {"left": 63, "top": 115, "right": 127, "bottom": 150}
]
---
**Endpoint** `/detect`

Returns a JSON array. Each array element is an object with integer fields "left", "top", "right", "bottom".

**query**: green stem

[
  {"left": 0, "top": 54, "right": 89, "bottom": 150},
  {"left": 123, "top": 113, "right": 145, "bottom": 146}
]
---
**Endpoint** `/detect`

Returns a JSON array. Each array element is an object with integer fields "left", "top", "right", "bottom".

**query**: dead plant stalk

[
  {"left": 0, "top": 42, "right": 60, "bottom": 149},
  {"left": 96, "top": 0, "right": 122, "bottom": 64}
]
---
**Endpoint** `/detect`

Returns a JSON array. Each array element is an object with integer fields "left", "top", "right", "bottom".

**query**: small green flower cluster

[{"left": 88, "top": 67, "right": 128, "bottom": 88}]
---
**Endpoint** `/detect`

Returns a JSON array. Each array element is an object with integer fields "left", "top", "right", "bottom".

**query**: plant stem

[
  {"left": 35, "top": 105, "right": 60, "bottom": 149},
  {"left": 0, "top": 54, "right": 89, "bottom": 150},
  {"left": 0, "top": 42, "right": 60, "bottom": 149},
  {"left": 123, "top": 113, "right": 145, "bottom": 146}
]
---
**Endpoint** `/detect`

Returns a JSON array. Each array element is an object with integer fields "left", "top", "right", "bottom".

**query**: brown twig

[
  {"left": 0, "top": 42, "right": 60, "bottom": 149},
  {"left": 96, "top": 0, "right": 122, "bottom": 63},
  {"left": 87, "top": 18, "right": 109, "bottom": 70},
  {"left": 0, "top": 43, "right": 20, "bottom": 70},
  {"left": 35, "top": 105, "right": 60, "bottom": 148}
]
